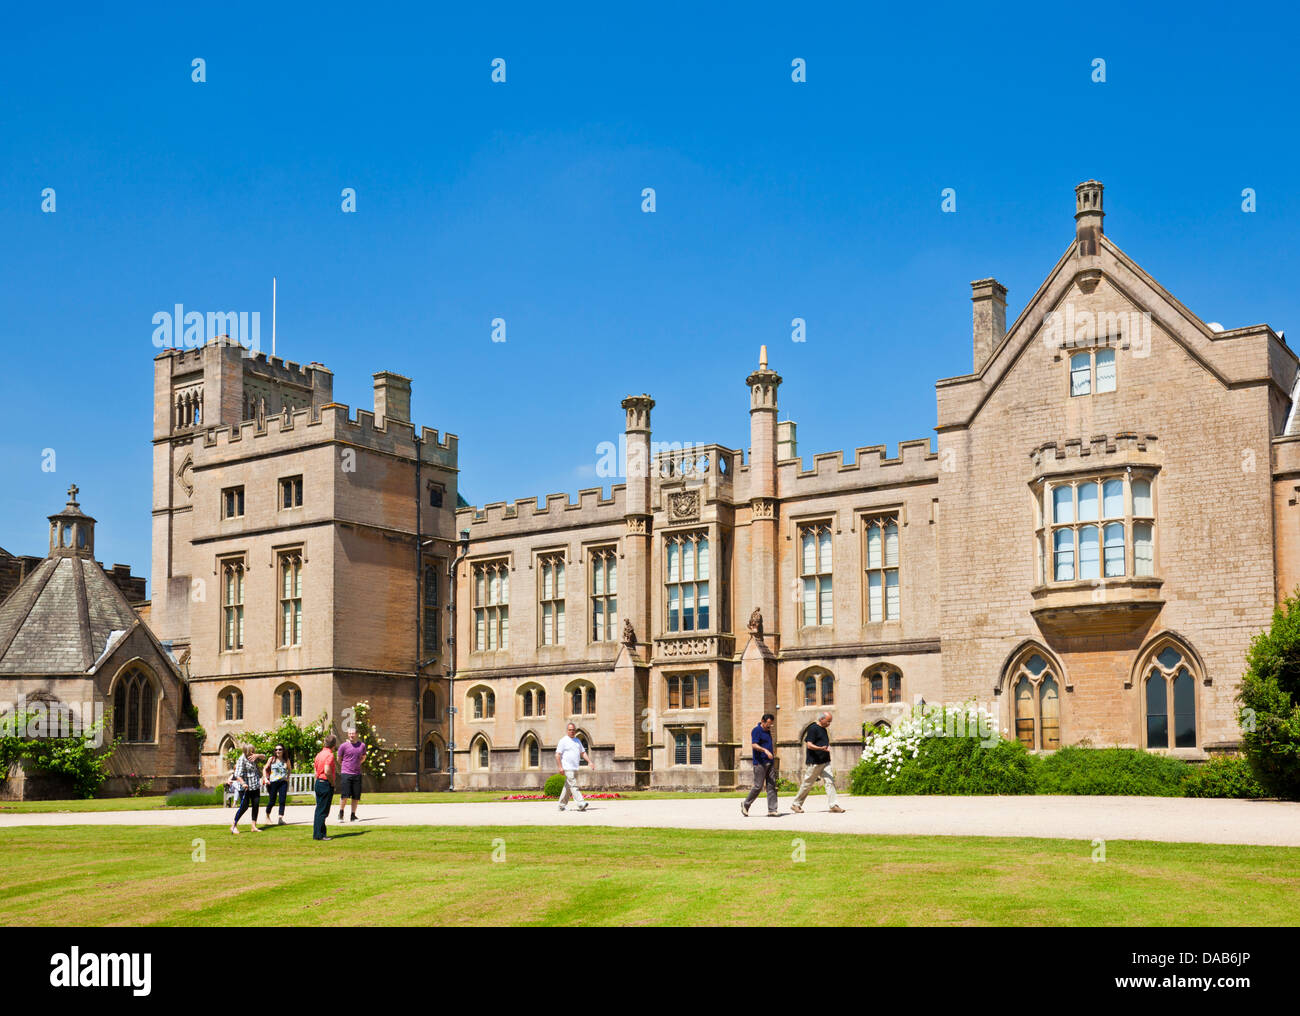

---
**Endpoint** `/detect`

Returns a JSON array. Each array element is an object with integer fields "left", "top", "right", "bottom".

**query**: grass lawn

[
  {"left": 0, "top": 788, "right": 828, "bottom": 813},
  {"left": 0, "top": 825, "right": 1296, "bottom": 925}
]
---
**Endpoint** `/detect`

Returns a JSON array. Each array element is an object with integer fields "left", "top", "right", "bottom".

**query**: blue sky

[{"left": 2, "top": 2, "right": 1298, "bottom": 592}]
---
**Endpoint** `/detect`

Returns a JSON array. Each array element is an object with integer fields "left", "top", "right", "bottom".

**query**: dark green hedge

[{"left": 850, "top": 744, "right": 1266, "bottom": 798}]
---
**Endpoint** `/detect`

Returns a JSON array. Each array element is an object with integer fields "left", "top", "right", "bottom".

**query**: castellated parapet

[
  {"left": 457, "top": 486, "right": 627, "bottom": 536},
  {"left": 192, "top": 400, "right": 457, "bottom": 470},
  {"left": 1029, "top": 432, "right": 1159, "bottom": 474},
  {"left": 768, "top": 438, "right": 938, "bottom": 498}
]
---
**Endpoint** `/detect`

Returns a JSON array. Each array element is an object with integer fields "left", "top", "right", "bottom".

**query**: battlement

[
  {"left": 1030, "top": 432, "right": 1159, "bottom": 473},
  {"left": 773, "top": 438, "right": 938, "bottom": 494},
  {"left": 243, "top": 349, "right": 331, "bottom": 385},
  {"left": 194, "top": 400, "right": 458, "bottom": 466},
  {"left": 457, "top": 486, "right": 627, "bottom": 532},
  {"left": 155, "top": 340, "right": 330, "bottom": 383}
]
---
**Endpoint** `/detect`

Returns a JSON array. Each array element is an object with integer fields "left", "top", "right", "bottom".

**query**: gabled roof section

[{"left": 935, "top": 187, "right": 1295, "bottom": 433}]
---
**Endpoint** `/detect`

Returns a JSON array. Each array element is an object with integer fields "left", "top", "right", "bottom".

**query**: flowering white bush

[{"left": 861, "top": 701, "right": 1005, "bottom": 782}]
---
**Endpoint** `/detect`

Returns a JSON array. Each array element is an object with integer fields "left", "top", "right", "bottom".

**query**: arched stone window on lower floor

[
  {"left": 520, "top": 733, "right": 541, "bottom": 770},
  {"left": 467, "top": 686, "right": 495, "bottom": 720},
  {"left": 864, "top": 665, "right": 902, "bottom": 704},
  {"left": 220, "top": 686, "right": 243, "bottom": 722},
  {"left": 112, "top": 666, "right": 157, "bottom": 744},
  {"left": 518, "top": 683, "right": 546, "bottom": 718},
  {"left": 423, "top": 734, "right": 444, "bottom": 772},
  {"left": 1143, "top": 642, "right": 1198, "bottom": 749},
  {"left": 470, "top": 735, "right": 491, "bottom": 771},
  {"left": 422, "top": 688, "right": 439, "bottom": 722},
  {"left": 797, "top": 668, "right": 833, "bottom": 708},
  {"left": 567, "top": 681, "right": 596, "bottom": 716},
  {"left": 275, "top": 682, "right": 302, "bottom": 718},
  {"left": 1006, "top": 648, "right": 1062, "bottom": 751}
]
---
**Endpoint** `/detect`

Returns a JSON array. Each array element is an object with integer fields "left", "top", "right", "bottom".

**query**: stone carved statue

[
  {"left": 622, "top": 619, "right": 637, "bottom": 645},
  {"left": 747, "top": 607, "right": 764, "bottom": 637}
]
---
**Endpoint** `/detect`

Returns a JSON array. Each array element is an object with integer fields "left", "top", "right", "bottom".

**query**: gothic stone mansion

[{"left": 151, "top": 181, "right": 1300, "bottom": 790}]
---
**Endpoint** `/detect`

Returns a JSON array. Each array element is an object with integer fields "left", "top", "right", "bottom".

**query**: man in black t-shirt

[{"left": 791, "top": 712, "right": 844, "bottom": 813}]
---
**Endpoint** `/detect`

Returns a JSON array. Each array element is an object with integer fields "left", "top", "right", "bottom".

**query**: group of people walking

[
  {"left": 231, "top": 715, "right": 840, "bottom": 829},
  {"left": 228, "top": 727, "right": 368, "bottom": 841},
  {"left": 741, "top": 710, "right": 844, "bottom": 816},
  {"left": 551, "top": 713, "right": 844, "bottom": 817}
]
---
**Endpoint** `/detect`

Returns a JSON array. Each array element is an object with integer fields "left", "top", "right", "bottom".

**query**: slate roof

[{"left": 0, "top": 556, "right": 142, "bottom": 675}]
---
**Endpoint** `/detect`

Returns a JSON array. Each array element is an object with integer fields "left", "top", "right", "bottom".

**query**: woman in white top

[{"left": 262, "top": 745, "right": 292, "bottom": 825}]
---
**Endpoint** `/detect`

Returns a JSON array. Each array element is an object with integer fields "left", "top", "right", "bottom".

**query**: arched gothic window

[
  {"left": 1143, "top": 642, "right": 1198, "bottom": 749},
  {"left": 1006, "top": 648, "right": 1062, "bottom": 751},
  {"left": 112, "top": 667, "right": 156, "bottom": 743}
]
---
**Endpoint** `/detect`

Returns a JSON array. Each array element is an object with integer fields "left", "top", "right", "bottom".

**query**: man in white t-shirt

[{"left": 555, "top": 723, "right": 592, "bottom": 812}]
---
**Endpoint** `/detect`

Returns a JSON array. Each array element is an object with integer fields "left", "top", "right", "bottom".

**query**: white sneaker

[
  {"left": 578, "top": 802, "right": 588, "bottom": 811},
  {"left": 558, "top": 805, "right": 566, "bottom": 811}
]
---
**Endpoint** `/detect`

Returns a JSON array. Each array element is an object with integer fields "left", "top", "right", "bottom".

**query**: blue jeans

[
  {"left": 264, "top": 779, "right": 288, "bottom": 816},
  {"left": 313, "top": 779, "right": 334, "bottom": 839},
  {"left": 233, "top": 787, "right": 260, "bottom": 825}
]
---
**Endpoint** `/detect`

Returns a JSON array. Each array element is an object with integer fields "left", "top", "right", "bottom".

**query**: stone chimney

[
  {"left": 776, "top": 420, "right": 797, "bottom": 462},
  {"left": 971, "top": 278, "right": 1007, "bottom": 371},
  {"left": 372, "top": 371, "right": 411, "bottom": 426},
  {"left": 1075, "top": 180, "right": 1104, "bottom": 256}
]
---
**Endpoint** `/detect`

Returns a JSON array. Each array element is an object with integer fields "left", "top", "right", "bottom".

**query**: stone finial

[
  {"left": 621, "top": 394, "right": 655, "bottom": 433},
  {"left": 1075, "top": 180, "right": 1104, "bottom": 255},
  {"left": 67, "top": 484, "right": 79, "bottom": 506},
  {"left": 759, "top": 344, "right": 768, "bottom": 370}
]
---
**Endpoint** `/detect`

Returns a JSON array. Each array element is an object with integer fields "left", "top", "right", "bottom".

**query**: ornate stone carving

[
  {"left": 176, "top": 453, "right": 194, "bottom": 498},
  {"left": 750, "top": 498, "right": 774, "bottom": 519},
  {"left": 667, "top": 490, "right": 700, "bottom": 523},
  {"left": 654, "top": 634, "right": 734, "bottom": 660},
  {"left": 747, "top": 607, "right": 764, "bottom": 637},
  {"left": 661, "top": 637, "right": 713, "bottom": 658},
  {"left": 626, "top": 516, "right": 647, "bottom": 534},
  {"left": 621, "top": 619, "right": 637, "bottom": 646}
]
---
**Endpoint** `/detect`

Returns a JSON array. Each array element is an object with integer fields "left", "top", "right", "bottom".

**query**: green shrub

[
  {"left": 851, "top": 703, "right": 1036, "bottom": 795},
  {"left": 164, "top": 786, "right": 223, "bottom": 807},
  {"left": 1182, "top": 755, "right": 1268, "bottom": 799},
  {"left": 225, "top": 713, "right": 330, "bottom": 773},
  {"left": 0, "top": 711, "right": 117, "bottom": 799},
  {"left": 1238, "top": 593, "right": 1300, "bottom": 800},
  {"left": 543, "top": 773, "right": 566, "bottom": 798},
  {"left": 1034, "top": 745, "right": 1189, "bottom": 796}
]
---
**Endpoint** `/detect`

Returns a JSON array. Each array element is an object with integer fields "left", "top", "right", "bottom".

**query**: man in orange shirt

[{"left": 313, "top": 734, "right": 338, "bottom": 841}]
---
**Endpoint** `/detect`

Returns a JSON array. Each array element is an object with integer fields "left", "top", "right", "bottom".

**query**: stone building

[
  {"left": 0, "top": 487, "right": 198, "bottom": 797},
  {"left": 451, "top": 181, "right": 1300, "bottom": 790},
  {"left": 149, "top": 341, "right": 459, "bottom": 786}
]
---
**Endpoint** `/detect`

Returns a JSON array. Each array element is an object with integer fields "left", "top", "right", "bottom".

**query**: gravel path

[{"left": 1, "top": 796, "right": 1298, "bottom": 846}]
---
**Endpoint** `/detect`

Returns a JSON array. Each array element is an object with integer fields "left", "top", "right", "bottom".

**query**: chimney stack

[
  {"left": 372, "top": 371, "right": 411, "bottom": 427},
  {"left": 776, "top": 420, "right": 797, "bottom": 462},
  {"left": 970, "top": 278, "right": 1007, "bottom": 371},
  {"left": 1075, "top": 180, "right": 1104, "bottom": 256}
]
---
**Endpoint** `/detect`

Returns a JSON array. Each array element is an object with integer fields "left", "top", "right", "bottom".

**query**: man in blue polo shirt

[{"left": 741, "top": 712, "right": 779, "bottom": 817}]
